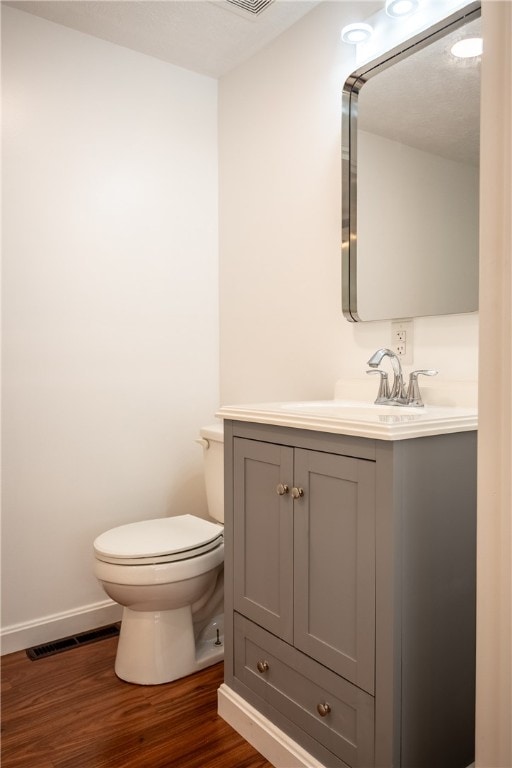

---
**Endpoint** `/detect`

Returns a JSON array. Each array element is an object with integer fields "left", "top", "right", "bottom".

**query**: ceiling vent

[{"left": 225, "top": 0, "right": 275, "bottom": 17}]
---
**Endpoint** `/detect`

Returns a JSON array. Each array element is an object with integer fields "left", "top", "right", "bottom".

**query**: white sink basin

[{"left": 217, "top": 397, "right": 478, "bottom": 441}]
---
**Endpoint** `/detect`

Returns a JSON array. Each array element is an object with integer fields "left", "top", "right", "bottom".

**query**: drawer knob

[
  {"left": 276, "top": 483, "right": 289, "bottom": 496},
  {"left": 291, "top": 487, "right": 304, "bottom": 499},
  {"left": 256, "top": 660, "right": 270, "bottom": 674},
  {"left": 317, "top": 702, "right": 331, "bottom": 717}
]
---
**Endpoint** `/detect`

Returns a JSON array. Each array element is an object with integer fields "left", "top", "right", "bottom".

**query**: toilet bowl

[{"left": 93, "top": 423, "right": 224, "bottom": 685}]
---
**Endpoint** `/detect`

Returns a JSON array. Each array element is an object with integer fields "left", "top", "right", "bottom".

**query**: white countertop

[{"left": 217, "top": 381, "right": 478, "bottom": 441}]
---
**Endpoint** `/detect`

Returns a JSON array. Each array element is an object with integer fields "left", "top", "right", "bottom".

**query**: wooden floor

[{"left": 1, "top": 635, "right": 274, "bottom": 768}]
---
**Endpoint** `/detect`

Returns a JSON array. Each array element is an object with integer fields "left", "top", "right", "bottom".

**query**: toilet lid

[{"left": 94, "top": 514, "right": 223, "bottom": 565}]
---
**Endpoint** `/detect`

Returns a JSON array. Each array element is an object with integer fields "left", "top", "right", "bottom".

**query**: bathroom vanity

[{"left": 217, "top": 396, "right": 477, "bottom": 768}]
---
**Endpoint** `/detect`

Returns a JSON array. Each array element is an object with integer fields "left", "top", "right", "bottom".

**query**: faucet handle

[
  {"left": 407, "top": 369, "right": 438, "bottom": 407},
  {"left": 366, "top": 369, "right": 390, "bottom": 403}
]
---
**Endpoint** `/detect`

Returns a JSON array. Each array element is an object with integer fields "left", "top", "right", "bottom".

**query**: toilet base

[{"left": 115, "top": 606, "right": 224, "bottom": 685}]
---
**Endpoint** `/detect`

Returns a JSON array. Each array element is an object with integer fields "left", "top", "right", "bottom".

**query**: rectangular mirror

[{"left": 342, "top": 3, "right": 481, "bottom": 322}]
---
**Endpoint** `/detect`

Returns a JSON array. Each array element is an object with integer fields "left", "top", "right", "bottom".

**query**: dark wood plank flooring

[{"left": 1, "top": 635, "right": 274, "bottom": 768}]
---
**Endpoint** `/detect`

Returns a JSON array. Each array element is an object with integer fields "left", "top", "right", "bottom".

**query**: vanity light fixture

[
  {"left": 341, "top": 22, "right": 374, "bottom": 44},
  {"left": 450, "top": 37, "right": 483, "bottom": 58},
  {"left": 385, "top": 0, "right": 420, "bottom": 18}
]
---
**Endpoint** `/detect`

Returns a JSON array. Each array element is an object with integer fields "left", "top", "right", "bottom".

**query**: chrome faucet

[
  {"left": 366, "top": 348, "right": 437, "bottom": 407},
  {"left": 367, "top": 348, "right": 406, "bottom": 401}
]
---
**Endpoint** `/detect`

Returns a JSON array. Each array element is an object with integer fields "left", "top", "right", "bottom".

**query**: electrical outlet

[{"left": 391, "top": 320, "right": 413, "bottom": 364}]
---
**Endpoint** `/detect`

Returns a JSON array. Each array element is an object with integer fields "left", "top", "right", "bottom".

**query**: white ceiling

[{"left": 4, "top": 0, "right": 324, "bottom": 78}]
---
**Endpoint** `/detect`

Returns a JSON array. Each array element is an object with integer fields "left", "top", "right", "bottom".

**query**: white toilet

[{"left": 93, "top": 423, "right": 224, "bottom": 685}]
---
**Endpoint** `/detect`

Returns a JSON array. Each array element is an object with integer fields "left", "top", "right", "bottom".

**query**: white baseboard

[
  {"left": 0, "top": 599, "right": 122, "bottom": 655},
  {"left": 218, "top": 683, "right": 325, "bottom": 768}
]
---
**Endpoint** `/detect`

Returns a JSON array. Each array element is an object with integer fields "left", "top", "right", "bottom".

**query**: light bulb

[
  {"left": 450, "top": 37, "right": 483, "bottom": 59},
  {"left": 385, "top": 0, "right": 420, "bottom": 18},
  {"left": 341, "top": 22, "right": 374, "bottom": 44}
]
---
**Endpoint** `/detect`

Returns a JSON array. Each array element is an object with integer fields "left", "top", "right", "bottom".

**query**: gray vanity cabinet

[
  {"left": 233, "top": 437, "right": 376, "bottom": 694},
  {"left": 223, "top": 420, "right": 477, "bottom": 768}
]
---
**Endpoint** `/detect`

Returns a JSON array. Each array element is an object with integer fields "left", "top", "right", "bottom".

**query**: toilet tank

[{"left": 198, "top": 423, "right": 224, "bottom": 523}]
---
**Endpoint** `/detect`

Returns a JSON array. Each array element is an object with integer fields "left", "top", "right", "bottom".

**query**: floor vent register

[{"left": 26, "top": 623, "right": 120, "bottom": 660}]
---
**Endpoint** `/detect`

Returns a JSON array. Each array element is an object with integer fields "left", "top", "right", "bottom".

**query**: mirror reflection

[{"left": 342, "top": 6, "right": 481, "bottom": 322}]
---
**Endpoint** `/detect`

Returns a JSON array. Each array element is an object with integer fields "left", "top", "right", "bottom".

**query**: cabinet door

[
  {"left": 293, "top": 449, "right": 375, "bottom": 694},
  {"left": 233, "top": 438, "right": 294, "bottom": 642}
]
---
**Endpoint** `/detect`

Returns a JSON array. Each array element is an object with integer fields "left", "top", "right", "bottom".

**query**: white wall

[
  {"left": 1, "top": 7, "right": 219, "bottom": 652},
  {"left": 219, "top": 0, "right": 478, "bottom": 406},
  {"left": 358, "top": 130, "right": 479, "bottom": 321}
]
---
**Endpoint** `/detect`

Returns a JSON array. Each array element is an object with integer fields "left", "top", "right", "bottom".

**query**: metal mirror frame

[{"left": 341, "top": 1, "right": 481, "bottom": 322}]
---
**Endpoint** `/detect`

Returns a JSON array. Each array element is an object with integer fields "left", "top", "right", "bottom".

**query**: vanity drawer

[{"left": 234, "top": 613, "right": 374, "bottom": 768}]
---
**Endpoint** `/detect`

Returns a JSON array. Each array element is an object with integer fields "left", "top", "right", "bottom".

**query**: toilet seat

[{"left": 94, "top": 514, "right": 223, "bottom": 566}]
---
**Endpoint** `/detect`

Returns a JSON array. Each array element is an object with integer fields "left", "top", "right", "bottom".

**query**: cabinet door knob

[
  {"left": 317, "top": 702, "right": 331, "bottom": 717},
  {"left": 256, "top": 660, "right": 270, "bottom": 673},
  {"left": 291, "top": 487, "right": 304, "bottom": 499},
  {"left": 276, "top": 483, "right": 289, "bottom": 496}
]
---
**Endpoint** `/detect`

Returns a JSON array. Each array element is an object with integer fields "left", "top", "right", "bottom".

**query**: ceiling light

[
  {"left": 341, "top": 22, "right": 374, "bottom": 44},
  {"left": 450, "top": 37, "right": 483, "bottom": 59},
  {"left": 385, "top": 0, "right": 420, "bottom": 18}
]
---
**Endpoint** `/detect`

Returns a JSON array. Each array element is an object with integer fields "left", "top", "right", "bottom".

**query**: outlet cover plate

[{"left": 391, "top": 320, "right": 413, "bottom": 364}]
